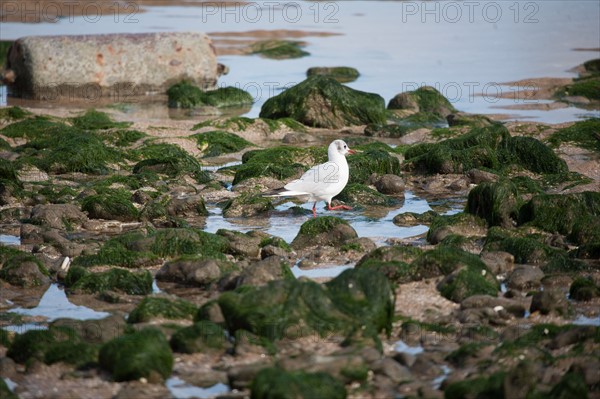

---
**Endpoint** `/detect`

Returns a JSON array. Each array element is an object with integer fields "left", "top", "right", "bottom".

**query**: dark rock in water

[
  {"left": 388, "top": 86, "right": 456, "bottom": 117},
  {"left": 236, "top": 256, "right": 294, "bottom": 288},
  {"left": 427, "top": 212, "right": 487, "bottom": 245},
  {"left": 291, "top": 216, "right": 358, "bottom": 249},
  {"left": 215, "top": 268, "right": 394, "bottom": 347},
  {"left": 65, "top": 265, "right": 152, "bottom": 295},
  {"left": 51, "top": 314, "right": 127, "bottom": 344},
  {"left": 306, "top": 66, "right": 360, "bottom": 83},
  {"left": 530, "top": 289, "right": 570, "bottom": 316},
  {"left": 168, "top": 82, "right": 253, "bottom": 109},
  {"left": 260, "top": 76, "right": 386, "bottom": 129},
  {"left": 30, "top": 203, "right": 88, "bottom": 230},
  {"left": 222, "top": 193, "right": 274, "bottom": 217},
  {"left": 6, "top": 32, "right": 220, "bottom": 98},
  {"left": 156, "top": 258, "right": 228, "bottom": 287},
  {"left": 99, "top": 328, "right": 173, "bottom": 382},
  {"left": 466, "top": 179, "right": 519, "bottom": 228},
  {"left": 569, "top": 277, "right": 600, "bottom": 301},
  {"left": 170, "top": 320, "right": 230, "bottom": 354},
  {"left": 393, "top": 210, "right": 438, "bottom": 227},
  {"left": 335, "top": 183, "right": 396, "bottom": 207},
  {"left": 372, "top": 174, "right": 405, "bottom": 195},
  {"left": 250, "top": 367, "right": 346, "bottom": 399},
  {"left": 0, "top": 247, "right": 50, "bottom": 287},
  {"left": 127, "top": 296, "right": 197, "bottom": 323},
  {"left": 41, "top": 229, "right": 85, "bottom": 257},
  {"left": 250, "top": 40, "right": 309, "bottom": 59},
  {"left": 166, "top": 195, "right": 209, "bottom": 217},
  {"left": 506, "top": 265, "right": 544, "bottom": 291}
]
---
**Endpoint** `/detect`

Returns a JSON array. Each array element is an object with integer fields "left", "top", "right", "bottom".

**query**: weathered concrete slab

[{"left": 4, "top": 32, "right": 225, "bottom": 99}]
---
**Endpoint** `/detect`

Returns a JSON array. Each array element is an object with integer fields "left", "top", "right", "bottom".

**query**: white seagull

[{"left": 266, "top": 139, "right": 356, "bottom": 218}]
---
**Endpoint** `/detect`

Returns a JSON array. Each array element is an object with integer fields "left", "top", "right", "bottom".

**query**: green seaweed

[
  {"left": 81, "top": 189, "right": 139, "bottom": 222},
  {"left": 127, "top": 296, "right": 198, "bottom": 323},
  {"left": 569, "top": 277, "right": 600, "bottom": 301},
  {"left": 251, "top": 368, "right": 346, "bottom": 399},
  {"left": 167, "top": 81, "right": 253, "bottom": 108},
  {"left": 499, "top": 136, "right": 568, "bottom": 174},
  {"left": 65, "top": 265, "right": 153, "bottom": 295},
  {"left": 71, "top": 109, "right": 131, "bottom": 130},
  {"left": 170, "top": 320, "right": 228, "bottom": 353},
  {"left": 99, "top": 328, "right": 173, "bottom": 382},
  {"left": 0, "top": 105, "right": 29, "bottom": 120},
  {"left": 466, "top": 179, "right": 520, "bottom": 228},
  {"left": 297, "top": 216, "right": 349, "bottom": 237},
  {"left": 306, "top": 66, "right": 360, "bottom": 83},
  {"left": 547, "top": 118, "right": 600, "bottom": 152},
  {"left": 335, "top": 183, "right": 396, "bottom": 206},
  {"left": 250, "top": 40, "right": 309, "bottom": 59},
  {"left": 192, "top": 130, "right": 252, "bottom": 158},
  {"left": 260, "top": 76, "right": 386, "bottom": 129}
]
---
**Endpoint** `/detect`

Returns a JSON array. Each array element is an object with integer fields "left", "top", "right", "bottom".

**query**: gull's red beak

[{"left": 348, "top": 149, "right": 357, "bottom": 155}]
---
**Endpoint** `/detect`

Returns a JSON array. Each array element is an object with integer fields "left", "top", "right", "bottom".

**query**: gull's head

[{"left": 330, "top": 139, "right": 356, "bottom": 157}]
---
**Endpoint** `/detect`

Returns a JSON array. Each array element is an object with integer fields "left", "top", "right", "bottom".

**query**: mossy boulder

[
  {"left": 250, "top": 40, "right": 309, "bottom": 59},
  {"left": 569, "top": 277, "right": 600, "bottom": 301},
  {"left": 81, "top": 189, "right": 139, "bottom": 222},
  {"left": 215, "top": 268, "right": 394, "bottom": 346},
  {"left": 232, "top": 145, "right": 322, "bottom": 185},
  {"left": 427, "top": 212, "right": 487, "bottom": 244},
  {"left": 156, "top": 258, "right": 231, "bottom": 286},
  {"left": 466, "top": 179, "right": 520, "bottom": 228},
  {"left": 259, "top": 76, "right": 386, "bottom": 129},
  {"left": 291, "top": 216, "right": 358, "bottom": 249},
  {"left": 71, "top": 109, "right": 131, "bottom": 130},
  {"left": 65, "top": 265, "right": 152, "bottom": 295},
  {"left": 393, "top": 210, "right": 438, "bottom": 226},
  {"left": 223, "top": 193, "right": 274, "bottom": 217},
  {"left": 499, "top": 136, "right": 568, "bottom": 174},
  {"left": 437, "top": 263, "right": 499, "bottom": 303},
  {"left": 306, "top": 66, "right": 360, "bottom": 83},
  {"left": 335, "top": 183, "right": 396, "bottom": 207},
  {"left": 170, "top": 320, "right": 229, "bottom": 353},
  {"left": 410, "top": 247, "right": 490, "bottom": 281},
  {"left": 388, "top": 86, "right": 456, "bottom": 117},
  {"left": 355, "top": 246, "right": 423, "bottom": 284},
  {"left": 251, "top": 368, "right": 346, "bottom": 399},
  {"left": 133, "top": 143, "right": 206, "bottom": 182},
  {"left": 99, "top": 328, "right": 173, "bottom": 382},
  {"left": 0, "top": 246, "right": 50, "bottom": 287},
  {"left": 558, "top": 76, "right": 600, "bottom": 101},
  {"left": 444, "top": 371, "right": 505, "bottom": 399},
  {"left": 547, "top": 118, "right": 600, "bottom": 152},
  {"left": 0, "top": 105, "right": 29, "bottom": 120},
  {"left": 167, "top": 81, "right": 253, "bottom": 108},
  {"left": 192, "top": 130, "right": 252, "bottom": 158},
  {"left": 518, "top": 192, "right": 600, "bottom": 242},
  {"left": 7, "top": 326, "right": 97, "bottom": 367},
  {"left": 127, "top": 296, "right": 197, "bottom": 323},
  {"left": 447, "top": 113, "right": 495, "bottom": 128},
  {"left": 347, "top": 147, "right": 402, "bottom": 185},
  {"left": 484, "top": 227, "right": 561, "bottom": 265}
]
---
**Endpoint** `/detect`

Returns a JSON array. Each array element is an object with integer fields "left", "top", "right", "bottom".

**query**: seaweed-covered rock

[
  {"left": 547, "top": 118, "right": 600, "bottom": 152},
  {"left": 217, "top": 229, "right": 265, "bottom": 259},
  {"left": 7, "top": 326, "right": 97, "bottom": 367},
  {"left": 393, "top": 210, "right": 438, "bottom": 226},
  {"left": 427, "top": 212, "right": 487, "bottom": 244},
  {"left": 355, "top": 246, "right": 422, "bottom": 284},
  {"left": 167, "top": 81, "right": 253, "bottom": 108},
  {"left": 81, "top": 189, "right": 139, "bottom": 222},
  {"left": 99, "top": 328, "right": 173, "bottom": 382},
  {"left": 215, "top": 268, "right": 394, "bottom": 346},
  {"left": 72, "top": 109, "right": 131, "bottom": 130},
  {"left": 291, "top": 216, "right": 357, "bottom": 249},
  {"left": 260, "top": 76, "right": 386, "bottom": 128},
  {"left": 444, "top": 371, "right": 505, "bottom": 399},
  {"left": 65, "top": 265, "right": 152, "bottom": 295},
  {"left": 133, "top": 143, "right": 205, "bottom": 182},
  {"left": 0, "top": 247, "right": 50, "bottom": 287},
  {"left": 170, "top": 320, "right": 229, "bottom": 354},
  {"left": 250, "top": 40, "right": 309, "bottom": 59},
  {"left": 506, "top": 265, "right": 545, "bottom": 290},
  {"left": 410, "top": 247, "right": 490, "bottom": 281},
  {"left": 437, "top": 263, "right": 499, "bottom": 303},
  {"left": 388, "top": 86, "right": 456, "bottom": 117},
  {"left": 466, "top": 179, "right": 519, "bottom": 228},
  {"left": 251, "top": 368, "right": 346, "bottom": 399},
  {"left": 236, "top": 256, "right": 294, "bottom": 287},
  {"left": 156, "top": 258, "right": 229, "bottom": 286},
  {"left": 518, "top": 192, "right": 600, "bottom": 242},
  {"left": 447, "top": 113, "right": 495, "bottom": 128},
  {"left": 558, "top": 76, "right": 600, "bottom": 101},
  {"left": 347, "top": 147, "right": 402, "bottom": 185},
  {"left": 127, "top": 296, "right": 197, "bottom": 323},
  {"left": 335, "top": 183, "right": 396, "bottom": 206},
  {"left": 30, "top": 203, "right": 88, "bottom": 230},
  {"left": 306, "top": 66, "right": 360, "bottom": 83},
  {"left": 569, "top": 277, "right": 600, "bottom": 301},
  {"left": 222, "top": 193, "right": 274, "bottom": 217},
  {"left": 499, "top": 136, "right": 568, "bottom": 174},
  {"left": 192, "top": 130, "right": 252, "bottom": 158},
  {"left": 530, "top": 289, "right": 570, "bottom": 316}
]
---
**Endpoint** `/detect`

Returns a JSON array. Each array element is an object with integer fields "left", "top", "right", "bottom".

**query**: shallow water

[
  {"left": 573, "top": 314, "right": 600, "bottom": 326},
  {"left": 2, "top": 1, "right": 599, "bottom": 123},
  {"left": 394, "top": 339, "right": 425, "bottom": 355},
  {"left": 5, "top": 284, "right": 110, "bottom": 332},
  {"left": 0, "top": 234, "right": 20, "bottom": 246},
  {"left": 166, "top": 377, "right": 230, "bottom": 399}
]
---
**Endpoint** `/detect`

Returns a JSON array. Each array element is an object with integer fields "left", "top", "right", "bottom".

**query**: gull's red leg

[
  {"left": 326, "top": 202, "right": 352, "bottom": 211},
  {"left": 312, "top": 202, "right": 317, "bottom": 218}
]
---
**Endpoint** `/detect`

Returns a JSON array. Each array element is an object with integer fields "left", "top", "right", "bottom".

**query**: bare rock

[{"left": 30, "top": 204, "right": 88, "bottom": 230}]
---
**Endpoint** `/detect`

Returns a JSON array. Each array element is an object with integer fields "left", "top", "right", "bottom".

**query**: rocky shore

[{"left": 1, "top": 64, "right": 599, "bottom": 399}]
